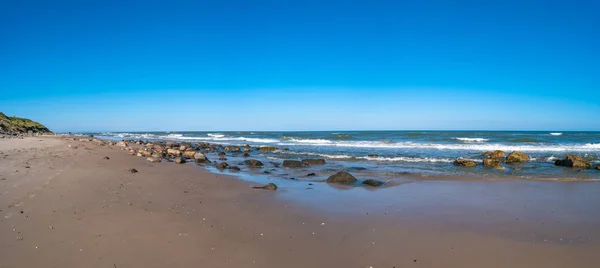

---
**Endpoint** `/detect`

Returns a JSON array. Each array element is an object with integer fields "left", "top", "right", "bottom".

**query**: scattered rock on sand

[
  {"left": 146, "top": 157, "right": 161, "bottom": 163},
  {"left": 283, "top": 160, "right": 309, "bottom": 168},
  {"left": 362, "top": 179, "right": 384, "bottom": 187},
  {"left": 252, "top": 183, "right": 277, "bottom": 190},
  {"left": 483, "top": 150, "right": 506, "bottom": 159},
  {"left": 194, "top": 152, "right": 209, "bottom": 163},
  {"left": 327, "top": 171, "right": 357, "bottom": 184},
  {"left": 129, "top": 168, "right": 138, "bottom": 173},
  {"left": 554, "top": 155, "right": 592, "bottom": 169},
  {"left": 174, "top": 157, "right": 186, "bottom": 164},
  {"left": 482, "top": 159, "right": 504, "bottom": 169},
  {"left": 453, "top": 159, "right": 477, "bottom": 168},
  {"left": 116, "top": 141, "right": 127, "bottom": 147},
  {"left": 505, "top": 151, "right": 530, "bottom": 164},
  {"left": 302, "top": 159, "right": 326, "bottom": 165},
  {"left": 103, "top": 156, "right": 110, "bottom": 160},
  {"left": 244, "top": 159, "right": 264, "bottom": 168}
]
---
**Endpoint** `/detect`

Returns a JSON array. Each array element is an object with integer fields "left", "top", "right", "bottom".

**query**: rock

[
  {"left": 302, "top": 159, "right": 326, "bottom": 165},
  {"left": 165, "top": 142, "right": 178, "bottom": 148},
  {"left": 327, "top": 171, "right": 357, "bottom": 184},
  {"left": 183, "top": 150, "right": 196, "bottom": 158},
  {"left": 347, "top": 167, "right": 367, "bottom": 171},
  {"left": 151, "top": 153, "right": 162, "bottom": 158},
  {"left": 116, "top": 141, "right": 127, "bottom": 147},
  {"left": 554, "top": 155, "right": 592, "bottom": 169},
  {"left": 252, "top": 183, "right": 277, "bottom": 190},
  {"left": 244, "top": 159, "right": 264, "bottom": 168},
  {"left": 258, "top": 146, "right": 278, "bottom": 152},
  {"left": 307, "top": 173, "right": 316, "bottom": 177},
  {"left": 167, "top": 148, "right": 182, "bottom": 156},
  {"left": 367, "top": 154, "right": 379, "bottom": 157},
  {"left": 283, "top": 160, "right": 309, "bottom": 168},
  {"left": 243, "top": 153, "right": 250, "bottom": 157},
  {"left": 174, "top": 157, "right": 186, "bottom": 164},
  {"left": 195, "top": 158, "right": 210, "bottom": 165},
  {"left": 482, "top": 159, "right": 504, "bottom": 169},
  {"left": 217, "top": 162, "right": 229, "bottom": 170},
  {"left": 229, "top": 166, "right": 241, "bottom": 171},
  {"left": 139, "top": 150, "right": 152, "bottom": 157},
  {"left": 362, "top": 179, "right": 384, "bottom": 187},
  {"left": 129, "top": 168, "right": 138, "bottom": 173},
  {"left": 179, "top": 145, "right": 188, "bottom": 151},
  {"left": 219, "top": 157, "right": 227, "bottom": 161},
  {"left": 505, "top": 151, "right": 530, "bottom": 164},
  {"left": 597, "top": 165, "right": 600, "bottom": 170},
  {"left": 483, "top": 150, "right": 506, "bottom": 159},
  {"left": 146, "top": 157, "right": 161, "bottom": 163},
  {"left": 103, "top": 156, "right": 110, "bottom": 160},
  {"left": 243, "top": 145, "right": 251, "bottom": 152},
  {"left": 218, "top": 152, "right": 226, "bottom": 157},
  {"left": 453, "top": 159, "right": 477, "bottom": 168}
]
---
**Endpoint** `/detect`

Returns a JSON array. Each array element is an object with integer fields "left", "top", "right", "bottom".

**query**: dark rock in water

[
  {"left": 367, "top": 154, "right": 379, "bottom": 157},
  {"left": 327, "top": 171, "right": 357, "bottom": 184},
  {"left": 362, "top": 179, "right": 384, "bottom": 187},
  {"left": 218, "top": 152, "right": 226, "bottom": 157},
  {"left": 505, "top": 151, "right": 530, "bottom": 164},
  {"left": 243, "top": 144, "right": 251, "bottom": 152},
  {"left": 195, "top": 158, "right": 210, "bottom": 165},
  {"left": 217, "top": 162, "right": 229, "bottom": 170},
  {"left": 243, "top": 153, "right": 250, "bottom": 157},
  {"left": 513, "top": 167, "right": 522, "bottom": 171},
  {"left": 453, "top": 159, "right": 477, "bottom": 168},
  {"left": 174, "top": 157, "right": 186, "bottom": 164},
  {"left": 244, "top": 159, "right": 264, "bottom": 168},
  {"left": 129, "top": 168, "right": 138, "bottom": 173},
  {"left": 253, "top": 183, "right": 277, "bottom": 190},
  {"left": 262, "top": 170, "right": 271, "bottom": 174},
  {"left": 258, "top": 146, "right": 278, "bottom": 152},
  {"left": 347, "top": 167, "right": 367, "bottom": 171},
  {"left": 483, "top": 150, "right": 506, "bottom": 159},
  {"left": 283, "top": 160, "right": 309, "bottom": 168},
  {"left": 229, "top": 166, "right": 241, "bottom": 171},
  {"left": 283, "top": 148, "right": 290, "bottom": 151},
  {"left": 103, "top": 156, "right": 110, "bottom": 160},
  {"left": 482, "top": 159, "right": 504, "bottom": 169},
  {"left": 271, "top": 162, "right": 281, "bottom": 168},
  {"left": 219, "top": 157, "right": 227, "bottom": 161},
  {"left": 307, "top": 173, "right": 316, "bottom": 177},
  {"left": 302, "top": 159, "right": 325, "bottom": 165},
  {"left": 555, "top": 155, "right": 592, "bottom": 169},
  {"left": 597, "top": 165, "right": 600, "bottom": 170}
]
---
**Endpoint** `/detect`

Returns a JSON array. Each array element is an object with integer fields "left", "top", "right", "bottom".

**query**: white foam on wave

[
  {"left": 286, "top": 138, "right": 333, "bottom": 144},
  {"left": 455, "top": 137, "right": 489, "bottom": 142},
  {"left": 358, "top": 156, "right": 455, "bottom": 163},
  {"left": 207, "top": 133, "right": 225, "bottom": 138},
  {"left": 550, "top": 132, "right": 563, "bottom": 136},
  {"left": 285, "top": 151, "right": 354, "bottom": 159}
]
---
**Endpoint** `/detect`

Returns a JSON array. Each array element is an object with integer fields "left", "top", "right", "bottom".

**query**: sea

[{"left": 88, "top": 131, "right": 600, "bottom": 182}]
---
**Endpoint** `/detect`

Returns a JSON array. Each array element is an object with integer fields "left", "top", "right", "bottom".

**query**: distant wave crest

[{"left": 455, "top": 137, "right": 489, "bottom": 142}]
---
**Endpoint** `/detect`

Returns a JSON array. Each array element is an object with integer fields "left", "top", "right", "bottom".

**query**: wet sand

[{"left": 1, "top": 137, "right": 599, "bottom": 268}]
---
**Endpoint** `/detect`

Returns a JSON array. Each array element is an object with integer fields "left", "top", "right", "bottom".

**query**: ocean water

[{"left": 90, "top": 131, "right": 600, "bottom": 181}]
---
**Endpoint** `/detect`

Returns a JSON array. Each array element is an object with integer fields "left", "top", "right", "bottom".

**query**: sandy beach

[{"left": 1, "top": 136, "right": 600, "bottom": 268}]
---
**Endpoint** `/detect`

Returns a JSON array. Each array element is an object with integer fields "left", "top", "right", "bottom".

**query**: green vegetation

[{"left": 0, "top": 112, "right": 52, "bottom": 134}]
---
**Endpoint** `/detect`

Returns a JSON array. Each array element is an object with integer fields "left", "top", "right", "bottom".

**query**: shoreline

[{"left": 1, "top": 136, "right": 600, "bottom": 267}]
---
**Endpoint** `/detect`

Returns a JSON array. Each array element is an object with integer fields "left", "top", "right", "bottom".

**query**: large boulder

[
  {"left": 283, "top": 160, "right": 308, "bottom": 168},
  {"left": 505, "top": 151, "right": 530, "bottom": 164},
  {"left": 258, "top": 146, "right": 278, "bottom": 152},
  {"left": 327, "top": 171, "right": 357, "bottom": 184},
  {"left": 302, "top": 159, "right": 326, "bottom": 165},
  {"left": 555, "top": 155, "right": 592, "bottom": 169},
  {"left": 483, "top": 150, "right": 506, "bottom": 159},
  {"left": 453, "top": 159, "right": 477, "bottom": 168},
  {"left": 183, "top": 150, "right": 196, "bottom": 158},
  {"left": 244, "top": 159, "right": 264, "bottom": 168},
  {"left": 482, "top": 159, "right": 504, "bottom": 169},
  {"left": 194, "top": 152, "right": 208, "bottom": 161},
  {"left": 167, "top": 148, "right": 182, "bottom": 156}
]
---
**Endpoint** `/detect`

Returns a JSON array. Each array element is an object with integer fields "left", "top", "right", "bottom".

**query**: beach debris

[
  {"left": 483, "top": 150, "right": 506, "bottom": 159},
  {"left": 505, "top": 151, "right": 530, "bottom": 164},
  {"left": 128, "top": 168, "right": 138, "bottom": 173},
  {"left": 103, "top": 156, "right": 110, "bottom": 160},
  {"left": 554, "top": 155, "right": 592, "bottom": 169},
  {"left": 252, "top": 183, "right": 277, "bottom": 190},
  {"left": 327, "top": 171, "right": 357, "bottom": 184},
  {"left": 453, "top": 159, "right": 477, "bottom": 168},
  {"left": 283, "top": 160, "right": 309, "bottom": 168},
  {"left": 244, "top": 159, "right": 264, "bottom": 168},
  {"left": 302, "top": 159, "right": 326, "bottom": 165},
  {"left": 362, "top": 179, "right": 384, "bottom": 187},
  {"left": 174, "top": 157, "right": 186, "bottom": 164},
  {"left": 482, "top": 159, "right": 504, "bottom": 169},
  {"left": 146, "top": 157, "right": 161, "bottom": 163}
]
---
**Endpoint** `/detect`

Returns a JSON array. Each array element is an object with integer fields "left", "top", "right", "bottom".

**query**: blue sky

[{"left": 1, "top": 0, "right": 599, "bottom": 132}]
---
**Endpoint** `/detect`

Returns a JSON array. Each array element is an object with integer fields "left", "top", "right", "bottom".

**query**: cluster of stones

[{"left": 453, "top": 150, "right": 599, "bottom": 171}]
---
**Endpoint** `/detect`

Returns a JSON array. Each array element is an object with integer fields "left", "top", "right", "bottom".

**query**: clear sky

[{"left": 1, "top": 0, "right": 599, "bottom": 132}]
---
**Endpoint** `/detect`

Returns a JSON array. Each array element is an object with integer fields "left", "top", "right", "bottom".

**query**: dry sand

[{"left": 1, "top": 137, "right": 599, "bottom": 268}]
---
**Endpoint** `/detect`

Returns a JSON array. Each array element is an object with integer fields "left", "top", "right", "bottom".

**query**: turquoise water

[{"left": 90, "top": 131, "right": 600, "bottom": 180}]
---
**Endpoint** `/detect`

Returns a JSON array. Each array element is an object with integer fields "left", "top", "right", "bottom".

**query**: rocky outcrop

[
  {"left": 483, "top": 150, "right": 506, "bottom": 159},
  {"left": 505, "top": 151, "right": 530, "bottom": 164},
  {"left": 362, "top": 179, "right": 383, "bottom": 187},
  {"left": 302, "top": 159, "right": 326, "bottom": 165},
  {"left": 0, "top": 112, "right": 52, "bottom": 135},
  {"left": 482, "top": 159, "right": 504, "bottom": 169},
  {"left": 453, "top": 159, "right": 477, "bottom": 168},
  {"left": 244, "top": 159, "right": 264, "bottom": 168},
  {"left": 327, "top": 171, "right": 357, "bottom": 184},
  {"left": 554, "top": 155, "right": 592, "bottom": 169},
  {"left": 283, "top": 160, "right": 308, "bottom": 168}
]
